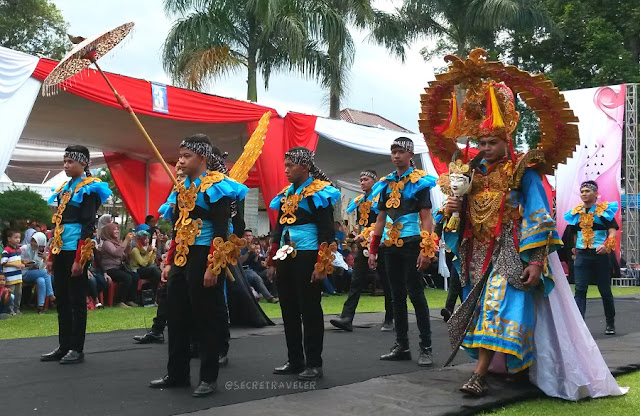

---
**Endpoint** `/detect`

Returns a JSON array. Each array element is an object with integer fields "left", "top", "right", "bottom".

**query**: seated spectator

[
  {"left": 135, "top": 215, "right": 159, "bottom": 238},
  {"left": 245, "top": 238, "right": 278, "bottom": 299},
  {"left": 97, "top": 214, "right": 112, "bottom": 244},
  {"left": 87, "top": 266, "right": 108, "bottom": 309},
  {"left": 240, "top": 231, "right": 278, "bottom": 303},
  {"left": 2, "top": 229, "right": 24, "bottom": 315},
  {"left": 334, "top": 221, "right": 346, "bottom": 253},
  {"left": 0, "top": 272, "right": 14, "bottom": 317},
  {"left": 330, "top": 248, "right": 351, "bottom": 293},
  {"left": 100, "top": 223, "right": 138, "bottom": 307},
  {"left": 129, "top": 230, "right": 161, "bottom": 295},
  {"left": 20, "top": 232, "right": 55, "bottom": 314}
]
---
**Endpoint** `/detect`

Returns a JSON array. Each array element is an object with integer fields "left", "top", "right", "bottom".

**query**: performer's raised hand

[
  {"left": 203, "top": 267, "right": 219, "bottom": 287},
  {"left": 521, "top": 264, "right": 542, "bottom": 288},
  {"left": 446, "top": 196, "right": 462, "bottom": 213}
]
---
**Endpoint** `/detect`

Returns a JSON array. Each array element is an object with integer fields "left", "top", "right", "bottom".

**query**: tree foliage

[
  {"left": 0, "top": 0, "right": 68, "bottom": 59},
  {"left": 0, "top": 187, "right": 51, "bottom": 228}
]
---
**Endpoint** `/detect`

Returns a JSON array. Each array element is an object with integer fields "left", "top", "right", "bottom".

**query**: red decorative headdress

[{"left": 419, "top": 49, "right": 580, "bottom": 174}]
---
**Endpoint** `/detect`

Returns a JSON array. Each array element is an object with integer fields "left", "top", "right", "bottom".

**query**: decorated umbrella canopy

[{"left": 42, "top": 22, "right": 177, "bottom": 186}]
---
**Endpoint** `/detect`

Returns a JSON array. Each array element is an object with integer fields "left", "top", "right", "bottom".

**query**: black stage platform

[{"left": 2, "top": 297, "right": 639, "bottom": 416}]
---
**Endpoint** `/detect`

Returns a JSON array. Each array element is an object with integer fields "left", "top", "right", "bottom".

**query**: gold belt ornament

[{"left": 384, "top": 222, "right": 404, "bottom": 247}]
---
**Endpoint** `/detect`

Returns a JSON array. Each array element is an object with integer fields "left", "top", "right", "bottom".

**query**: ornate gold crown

[{"left": 419, "top": 48, "right": 580, "bottom": 174}]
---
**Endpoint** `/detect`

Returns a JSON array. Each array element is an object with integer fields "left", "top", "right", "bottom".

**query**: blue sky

[{"left": 51, "top": 0, "right": 439, "bottom": 132}]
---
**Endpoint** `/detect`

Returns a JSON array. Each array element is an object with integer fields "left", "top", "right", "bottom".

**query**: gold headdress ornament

[{"left": 419, "top": 48, "right": 580, "bottom": 174}]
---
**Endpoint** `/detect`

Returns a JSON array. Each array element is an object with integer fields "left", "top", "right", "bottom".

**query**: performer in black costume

[
  {"left": 150, "top": 135, "right": 247, "bottom": 397},
  {"left": 268, "top": 147, "right": 340, "bottom": 381},
  {"left": 330, "top": 170, "right": 394, "bottom": 332},
  {"left": 41, "top": 145, "right": 111, "bottom": 364}
]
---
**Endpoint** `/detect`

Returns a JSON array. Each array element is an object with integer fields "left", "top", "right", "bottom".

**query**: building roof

[{"left": 339, "top": 108, "right": 413, "bottom": 133}]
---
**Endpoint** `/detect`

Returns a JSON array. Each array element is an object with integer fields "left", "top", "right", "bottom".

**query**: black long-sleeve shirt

[
  {"left": 60, "top": 193, "right": 100, "bottom": 242},
  {"left": 271, "top": 199, "right": 335, "bottom": 250}
]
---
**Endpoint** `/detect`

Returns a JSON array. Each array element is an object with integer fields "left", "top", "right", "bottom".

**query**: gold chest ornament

[
  {"left": 173, "top": 171, "right": 225, "bottom": 267},
  {"left": 50, "top": 177, "right": 100, "bottom": 255},
  {"left": 278, "top": 180, "right": 331, "bottom": 225}
]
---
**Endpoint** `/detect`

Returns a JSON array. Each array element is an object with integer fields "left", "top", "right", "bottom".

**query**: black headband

[
  {"left": 360, "top": 171, "right": 377, "bottom": 181},
  {"left": 391, "top": 138, "right": 414, "bottom": 153},
  {"left": 64, "top": 151, "right": 90, "bottom": 167},
  {"left": 580, "top": 182, "right": 598, "bottom": 192},
  {"left": 285, "top": 148, "right": 332, "bottom": 184}
]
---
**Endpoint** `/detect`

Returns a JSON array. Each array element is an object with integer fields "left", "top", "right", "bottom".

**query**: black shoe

[
  {"left": 218, "top": 354, "right": 229, "bottom": 367},
  {"left": 418, "top": 346, "right": 434, "bottom": 367},
  {"left": 41, "top": 347, "right": 68, "bottom": 362},
  {"left": 605, "top": 325, "right": 616, "bottom": 335},
  {"left": 192, "top": 381, "right": 217, "bottom": 397},
  {"left": 298, "top": 367, "right": 323, "bottom": 381},
  {"left": 380, "top": 321, "right": 394, "bottom": 332},
  {"left": 380, "top": 343, "right": 411, "bottom": 361},
  {"left": 440, "top": 308, "right": 452, "bottom": 323},
  {"left": 59, "top": 350, "right": 84, "bottom": 364},
  {"left": 133, "top": 330, "right": 164, "bottom": 344},
  {"left": 273, "top": 361, "right": 305, "bottom": 375},
  {"left": 149, "top": 375, "right": 191, "bottom": 388},
  {"left": 330, "top": 316, "right": 353, "bottom": 332}
]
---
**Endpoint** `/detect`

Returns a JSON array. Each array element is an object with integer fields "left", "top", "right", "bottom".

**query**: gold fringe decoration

[{"left": 229, "top": 111, "right": 272, "bottom": 183}]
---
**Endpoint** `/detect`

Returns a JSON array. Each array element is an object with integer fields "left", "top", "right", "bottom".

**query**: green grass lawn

[
  {"left": 1, "top": 285, "right": 638, "bottom": 340},
  {"left": 485, "top": 371, "right": 640, "bottom": 415}
]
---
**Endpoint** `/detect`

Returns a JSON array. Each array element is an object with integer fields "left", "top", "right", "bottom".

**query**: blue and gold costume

[
  {"left": 333, "top": 180, "right": 393, "bottom": 327},
  {"left": 564, "top": 199, "right": 618, "bottom": 325},
  {"left": 441, "top": 155, "right": 562, "bottom": 373},
  {"left": 46, "top": 159, "right": 111, "bottom": 359},
  {"left": 270, "top": 175, "right": 340, "bottom": 371},
  {"left": 375, "top": 165, "right": 437, "bottom": 355},
  {"left": 160, "top": 168, "right": 247, "bottom": 387}
]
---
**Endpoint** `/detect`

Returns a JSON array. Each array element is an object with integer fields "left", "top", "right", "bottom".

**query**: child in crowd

[
  {"left": 2, "top": 229, "right": 24, "bottom": 315},
  {"left": 0, "top": 272, "right": 15, "bottom": 317}
]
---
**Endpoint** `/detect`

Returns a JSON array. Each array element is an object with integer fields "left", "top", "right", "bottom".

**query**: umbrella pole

[{"left": 90, "top": 59, "right": 177, "bottom": 187}]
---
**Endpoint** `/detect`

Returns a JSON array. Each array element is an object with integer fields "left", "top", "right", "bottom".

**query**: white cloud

[{"left": 52, "top": 0, "right": 442, "bottom": 132}]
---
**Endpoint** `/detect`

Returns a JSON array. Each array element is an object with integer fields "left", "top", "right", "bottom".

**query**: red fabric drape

[
  {"left": 251, "top": 113, "right": 319, "bottom": 226},
  {"left": 103, "top": 152, "right": 175, "bottom": 225},
  {"left": 33, "top": 58, "right": 275, "bottom": 123}
]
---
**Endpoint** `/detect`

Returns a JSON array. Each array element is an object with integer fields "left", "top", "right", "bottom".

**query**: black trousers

[
  {"left": 53, "top": 250, "right": 88, "bottom": 352},
  {"left": 383, "top": 241, "right": 432, "bottom": 348},
  {"left": 276, "top": 250, "right": 324, "bottom": 368},
  {"left": 574, "top": 249, "right": 616, "bottom": 325},
  {"left": 341, "top": 247, "right": 393, "bottom": 322},
  {"left": 153, "top": 278, "right": 230, "bottom": 355},
  {"left": 167, "top": 246, "right": 226, "bottom": 383},
  {"left": 152, "top": 282, "right": 168, "bottom": 333},
  {"left": 444, "top": 252, "right": 463, "bottom": 312}
]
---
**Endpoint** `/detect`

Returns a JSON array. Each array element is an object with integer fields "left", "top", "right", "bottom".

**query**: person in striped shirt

[{"left": 2, "top": 229, "right": 24, "bottom": 315}]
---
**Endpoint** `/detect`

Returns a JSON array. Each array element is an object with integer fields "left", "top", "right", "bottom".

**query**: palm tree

[
  {"left": 372, "top": 0, "right": 550, "bottom": 62},
  {"left": 162, "top": 0, "right": 308, "bottom": 102},
  {"left": 297, "top": 0, "right": 375, "bottom": 118}
]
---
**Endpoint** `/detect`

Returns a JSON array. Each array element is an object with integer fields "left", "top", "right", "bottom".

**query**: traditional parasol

[{"left": 42, "top": 22, "right": 177, "bottom": 186}]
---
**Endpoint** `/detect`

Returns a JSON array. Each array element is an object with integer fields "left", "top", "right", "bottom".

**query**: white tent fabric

[
  {"left": 0, "top": 47, "right": 42, "bottom": 179},
  {"left": 314, "top": 117, "right": 445, "bottom": 209}
]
